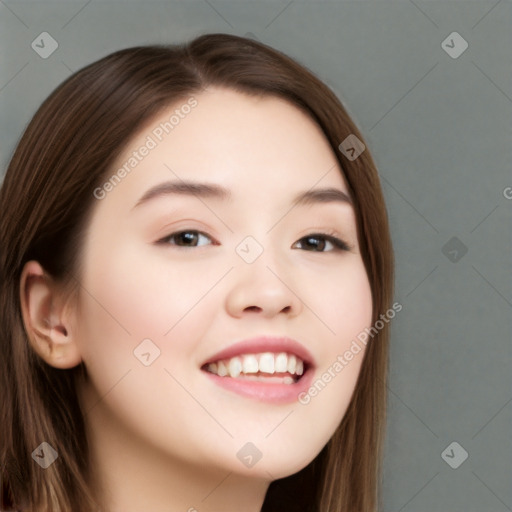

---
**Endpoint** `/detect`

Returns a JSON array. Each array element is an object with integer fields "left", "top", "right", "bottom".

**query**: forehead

[{"left": 102, "top": 86, "right": 350, "bottom": 209}]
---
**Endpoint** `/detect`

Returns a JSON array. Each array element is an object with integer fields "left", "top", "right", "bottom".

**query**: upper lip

[{"left": 201, "top": 335, "right": 316, "bottom": 368}]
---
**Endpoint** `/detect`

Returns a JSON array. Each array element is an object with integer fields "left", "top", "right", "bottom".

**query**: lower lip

[{"left": 202, "top": 367, "right": 314, "bottom": 404}]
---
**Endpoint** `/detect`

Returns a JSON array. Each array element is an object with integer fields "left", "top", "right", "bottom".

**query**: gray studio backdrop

[{"left": 1, "top": 1, "right": 511, "bottom": 511}]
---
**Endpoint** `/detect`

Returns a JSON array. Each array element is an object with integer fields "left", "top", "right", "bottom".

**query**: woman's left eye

[
  {"left": 293, "top": 233, "right": 351, "bottom": 252},
  {"left": 157, "top": 230, "right": 350, "bottom": 252}
]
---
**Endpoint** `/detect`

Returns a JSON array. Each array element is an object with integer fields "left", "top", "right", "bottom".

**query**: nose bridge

[
  {"left": 230, "top": 197, "right": 285, "bottom": 266},
  {"left": 235, "top": 233, "right": 271, "bottom": 266},
  {"left": 234, "top": 224, "right": 293, "bottom": 277}
]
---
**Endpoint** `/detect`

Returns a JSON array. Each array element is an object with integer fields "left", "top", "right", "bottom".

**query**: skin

[{"left": 20, "top": 87, "right": 373, "bottom": 512}]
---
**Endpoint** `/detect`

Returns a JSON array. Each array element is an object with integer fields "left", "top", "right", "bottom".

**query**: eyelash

[{"left": 156, "top": 229, "right": 352, "bottom": 253}]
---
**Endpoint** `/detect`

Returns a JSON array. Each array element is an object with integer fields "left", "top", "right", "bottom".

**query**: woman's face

[{"left": 73, "top": 87, "right": 373, "bottom": 481}]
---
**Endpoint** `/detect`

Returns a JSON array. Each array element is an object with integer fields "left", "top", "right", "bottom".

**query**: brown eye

[
  {"left": 158, "top": 230, "right": 213, "bottom": 248},
  {"left": 294, "top": 233, "right": 351, "bottom": 252}
]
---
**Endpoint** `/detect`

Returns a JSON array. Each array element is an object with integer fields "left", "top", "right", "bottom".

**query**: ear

[{"left": 19, "top": 260, "right": 82, "bottom": 369}]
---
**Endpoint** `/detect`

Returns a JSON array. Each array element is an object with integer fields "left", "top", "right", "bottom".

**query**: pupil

[
  {"left": 306, "top": 236, "right": 323, "bottom": 251},
  {"left": 181, "top": 232, "right": 196, "bottom": 245}
]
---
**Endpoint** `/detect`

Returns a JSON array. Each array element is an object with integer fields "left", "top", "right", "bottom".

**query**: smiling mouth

[{"left": 201, "top": 352, "right": 306, "bottom": 385}]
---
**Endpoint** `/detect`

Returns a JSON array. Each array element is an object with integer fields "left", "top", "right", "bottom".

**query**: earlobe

[{"left": 19, "top": 260, "right": 82, "bottom": 369}]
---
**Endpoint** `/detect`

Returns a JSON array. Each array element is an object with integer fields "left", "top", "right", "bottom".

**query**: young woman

[{"left": 0, "top": 33, "right": 394, "bottom": 511}]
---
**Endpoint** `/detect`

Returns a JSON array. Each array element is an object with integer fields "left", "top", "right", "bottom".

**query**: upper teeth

[{"left": 207, "top": 352, "right": 304, "bottom": 378}]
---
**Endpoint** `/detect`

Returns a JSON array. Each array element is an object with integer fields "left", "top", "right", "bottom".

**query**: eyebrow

[{"left": 131, "top": 180, "right": 353, "bottom": 210}]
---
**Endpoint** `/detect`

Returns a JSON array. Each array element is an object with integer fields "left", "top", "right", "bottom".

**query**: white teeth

[
  {"left": 287, "top": 354, "right": 297, "bottom": 374},
  {"left": 242, "top": 354, "right": 259, "bottom": 374},
  {"left": 217, "top": 360, "right": 228, "bottom": 377},
  {"left": 274, "top": 352, "right": 288, "bottom": 373},
  {"left": 259, "top": 353, "right": 275, "bottom": 374},
  {"left": 228, "top": 357, "right": 242, "bottom": 378},
  {"left": 205, "top": 352, "right": 307, "bottom": 379}
]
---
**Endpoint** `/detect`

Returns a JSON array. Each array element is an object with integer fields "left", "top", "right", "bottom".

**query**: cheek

[
  {"left": 324, "top": 256, "right": 373, "bottom": 391},
  {"left": 308, "top": 255, "right": 373, "bottom": 346},
  {"left": 292, "top": 256, "right": 373, "bottom": 436},
  {"left": 78, "top": 239, "right": 216, "bottom": 342},
  {"left": 74, "top": 239, "right": 224, "bottom": 391},
  {"left": 73, "top": 245, "right": 218, "bottom": 455}
]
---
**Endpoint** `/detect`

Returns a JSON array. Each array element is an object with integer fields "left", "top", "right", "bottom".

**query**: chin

[{"left": 232, "top": 446, "right": 322, "bottom": 481}]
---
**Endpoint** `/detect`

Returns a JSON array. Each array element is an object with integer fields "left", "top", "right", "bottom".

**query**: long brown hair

[{"left": 0, "top": 33, "right": 394, "bottom": 511}]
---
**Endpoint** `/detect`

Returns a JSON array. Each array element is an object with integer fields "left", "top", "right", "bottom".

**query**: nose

[{"left": 224, "top": 245, "right": 304, "bottom": 319}]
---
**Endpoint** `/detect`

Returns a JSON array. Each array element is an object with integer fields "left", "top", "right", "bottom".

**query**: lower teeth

[{"left": 223, "top": 374, "right": 295, "bottom": 384}]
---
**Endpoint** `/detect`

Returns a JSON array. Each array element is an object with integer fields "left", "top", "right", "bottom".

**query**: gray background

[{"left": 1, "top": 1, "right": 511, "bottom": 511}]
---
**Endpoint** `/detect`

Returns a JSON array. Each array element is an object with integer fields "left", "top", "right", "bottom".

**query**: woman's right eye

[{"left": 157, "top": 230, "right": 215, "bottom": 248}]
